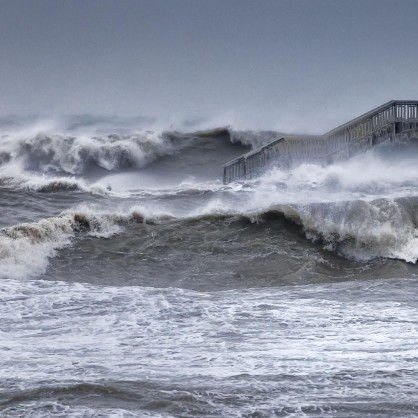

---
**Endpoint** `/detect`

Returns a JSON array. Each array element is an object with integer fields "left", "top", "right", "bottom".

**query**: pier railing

[
  {"left": 223, "top": 100, "right": 418, "bottom": 184},
  {"left": 325, "top": 100, "right": 418, "bottom": 146}
]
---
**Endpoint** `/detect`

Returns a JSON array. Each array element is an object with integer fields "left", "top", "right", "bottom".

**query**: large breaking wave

[
  {"left": 250, "top": 198, "right": 418, "bottom": 263},
  {"left": 2, "top": 195, "right": 418, "bottom": 280},
  {"left": 0, "top": 205, "right": 174, "bottom": 279},
  {"left": 0, "top": 123, "right": 271, "bottom": 193},
  {"left": 0, "top": 132, "right": 176, "bottom": 175}
]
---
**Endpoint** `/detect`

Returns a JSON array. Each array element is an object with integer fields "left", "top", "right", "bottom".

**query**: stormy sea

[{"left": 1, "top": 116, "right": 418, "bottom": 418}]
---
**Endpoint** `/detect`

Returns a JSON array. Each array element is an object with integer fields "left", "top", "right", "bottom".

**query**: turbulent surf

[{"left": 1, "top": 118, "right": 418, "bottom": 417}]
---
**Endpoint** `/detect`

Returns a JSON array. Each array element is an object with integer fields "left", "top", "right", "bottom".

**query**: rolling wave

[
  {"left": 0, "top": 381, "right": 204, "bottom": 417},
  {"left": 0, "top": 173, "right": 113, "bottom": 195},
  {"left": 250, "top": 200, "right": 418, "bottom": 263},
  {"left": 0, "top": 126, "right": 262, "bottom": 178},
  {"left": 228, "top": 128, "right": 283, "bottom": 148},
  {"left": 0, "top": 206, "right": 173, "bottom": 280},
  {"left": 185, "top": 196, "right": 418, "bottom": 263},
  {"left": 2, "top": 194, "right": 418, "bottom": 280},
  {"left": 0, "top": 131, "right": 177, "bottom": 175},
  {"left": 0, "top": 126, "right": 258, "bottom": 193},
  {"left": 0, "top": 125, "right": 278, "bottom": 176}
]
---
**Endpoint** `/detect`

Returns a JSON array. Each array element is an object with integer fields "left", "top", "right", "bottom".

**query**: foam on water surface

[{"left": 1, "top": 278, "right": 418, "bottom": 416}]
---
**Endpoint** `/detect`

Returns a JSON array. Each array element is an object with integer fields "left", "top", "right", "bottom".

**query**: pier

[{"left": 223, "top": 100, "right": 418, "bottom": 184}]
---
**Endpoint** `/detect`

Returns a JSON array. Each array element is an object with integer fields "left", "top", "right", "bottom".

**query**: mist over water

[{"left": 1, "top": 116, "right": 418, "bottom": 417}]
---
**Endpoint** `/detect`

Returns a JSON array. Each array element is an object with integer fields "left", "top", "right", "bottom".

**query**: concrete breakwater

[{"left": 223, "top": 101, "right": 418, "bottom": 184}]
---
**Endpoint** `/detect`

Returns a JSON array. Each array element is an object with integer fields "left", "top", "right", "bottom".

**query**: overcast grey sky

[{"left": 1, "top": 0, "right": 418, "bottom": 131}]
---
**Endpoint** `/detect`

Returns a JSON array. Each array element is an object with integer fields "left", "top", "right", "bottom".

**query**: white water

[{"left": 1, "top": 277, "right": 418, "bottom": 416}]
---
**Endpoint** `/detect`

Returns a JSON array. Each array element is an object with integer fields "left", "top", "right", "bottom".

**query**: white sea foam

[
  {"left": 1, "top": 277, "right": 418, "bottom": 416},
  {"left": 246, "top": 146, "right": 418, "bottom": 206}
]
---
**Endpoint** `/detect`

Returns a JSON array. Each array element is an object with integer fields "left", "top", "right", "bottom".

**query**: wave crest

[
  {"left": 246, "top": 197, "right": 418, "bottom": 263},
  {"left": 228, "top": 128, "right": 282, "bottom": 148},
  {"left": 0, "top": 131, "right": 177, "bottom": 175},
  {"left": 0, "top": 206, "right": 173, "bottom": 279}
]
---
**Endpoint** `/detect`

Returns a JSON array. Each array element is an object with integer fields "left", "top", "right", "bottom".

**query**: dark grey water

[{"left": 1, "top": 124, "right": 418, "bottom": 417}]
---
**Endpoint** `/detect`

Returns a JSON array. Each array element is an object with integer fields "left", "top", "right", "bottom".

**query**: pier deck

[{"left": 223, "top": 100, "right": 418, "bottom": 184}]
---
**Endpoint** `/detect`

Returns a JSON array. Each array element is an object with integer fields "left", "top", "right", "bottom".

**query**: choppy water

[{"left": 1, "top": 119, "right": 418, "bottom": 417}]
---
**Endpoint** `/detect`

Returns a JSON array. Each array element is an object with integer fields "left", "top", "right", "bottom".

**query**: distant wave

[
  {"left": 227, "top": 128, "right": 283, "bottom": 148},
  {"left": 0, "top": 131, "right": 179, "bottom": 176},
  {"left": 0, "top": 126, "right": 268, "bottom": 192},
  {"left": 0, "top": 174, "right": 112, "bottom": 195},
  {"left": 0, "top": 126, "right": 281, "bottom": 176},
  {"left": 0, "top": 125, "right": 276, "bottom": 198},
  {"left": 160, "top": 126, "right": 281, "bottom": 149},
  {"left": 164, "top": 125, "right": 283, "bottom": 149}
]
